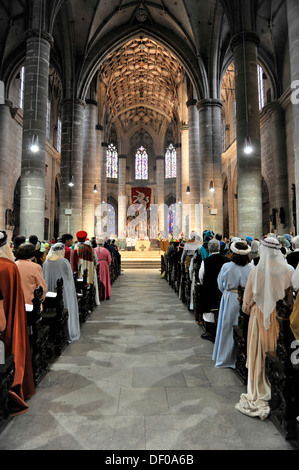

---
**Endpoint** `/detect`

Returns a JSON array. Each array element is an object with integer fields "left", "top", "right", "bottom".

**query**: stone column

[
  {"left": 82, "top": 99, "right": 97, "bottom": 237},
  {"left": 261, "top": 101, "right": 290, "bottom": 233},
  {"left": 59, "top": 98, "right": 86, "bottom": 236},
  {"left": 118, "top": 155, "right": 127, "bottom": 238},
  {"left": 231, "top": 31, "right": 263, "bottom": 239},
  {"left": 101, "top": 142, "right": 108, "bottom": 203},
  {"left": 197, "top": 98, "right": 223, "bottom": 235},
  {"left": 287, "top": 0, "right": 299, "bottom": 233},
  {"left": 187, "top": 99, "right": 200, "bottom": 206},
  {"left": 156, "top": 156, "right": 166, "bottom": 235},
  {"left": 180, "top": 124, "right": 190, "bottom": 236},
  {"left": 19, "top": 29, "right": 53, "bottom": 239},
  {"left": 0, "top": 102, "right": 13, "bottom": 229},
  {"left": 95, "top": 124, "right": 103, "bottom": 209},
  {"left": 175, "top": 143, "right": 182, "bottom": 203}
]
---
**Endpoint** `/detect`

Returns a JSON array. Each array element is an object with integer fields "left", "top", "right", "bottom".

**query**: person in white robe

[
  {"left": 235, "top": 236, "right": 294, "bottom": 420},
  {"left": 43, "top": 243, "right": 80, "bottom": 342},
  {"left": 212, "top": 240, "right": 253, "bottom": 368}
]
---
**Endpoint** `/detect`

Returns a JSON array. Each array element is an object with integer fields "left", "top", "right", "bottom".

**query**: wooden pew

[
  {"left": 74, "top": 269, "right": 91, "bottom": 323},
  {"left": 0, "top": 335, "right": 15, "bottom": 423},
  {"left": 184, "top": 255, "right": 193, "bottom": 309},
  {"left": 41, "top": 278, "right": 69, "bottom": 361},
  {"left": 233, "top": 286, "right": 248, "bottom": 385},
  {"left": 25, "top": 286, "right": 50, "bottom": 385},
  {"left": 265, "top": 299, "right": 299, "bottom": 441}
]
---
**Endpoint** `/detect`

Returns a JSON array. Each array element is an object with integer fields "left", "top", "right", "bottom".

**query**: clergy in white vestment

[{"left": 43, "top": 243, "right": 80, "bottom": 342}]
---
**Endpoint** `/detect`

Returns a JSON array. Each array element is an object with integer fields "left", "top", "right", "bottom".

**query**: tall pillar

[
  {"left": 82, "top": 99, "right": 97, "bottom": 237},
  {"left": 197, "top": 98, "right": 223, "bottom": 235},
  {"left": 0, "top": 102, "right": 13, "bottom": 229},
  {"left": 287, "top": 0, "right": 299, "bottom": 234},
  {"left": 156, "top": 156, "right": 166, "bottom": 234},
  {"left": 187, "top": 100, "right": 200, "bottom": 206},
  {"left": 175, "top": 143, "right": 182, "bottom": 203},
  {"left": 231, "top": 31, "right": 263, "bottom": 239},
  {"left": 95, "top": 124, "right": 103, "bottom": 209},
  {"left": 180, "top": 124, "right": 190, "bottom": 236},
  {"left": 20, "top": 29, "right": 53, "bottom": 239},
  {"left": 118, "top": 155, "right": 127, "bottom": 238},
  {"left": 59, "top": 98, "right": 86, "bottom": 236},
  {"left": 101, "top": 142, "right": 108, "bottom": 203},
  {"left": 261, "top": 101, "right": 290, "bottom": 233}
]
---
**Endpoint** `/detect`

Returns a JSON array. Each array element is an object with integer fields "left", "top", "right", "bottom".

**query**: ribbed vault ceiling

[{"left": 98, "top": 36, "right": 184, "bottom": 129}]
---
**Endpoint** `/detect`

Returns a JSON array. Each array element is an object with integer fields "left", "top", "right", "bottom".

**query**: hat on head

[
  {"left": 230, "top": 236, "right": 241, "bottom": 244},
  {"left": 261, "top": 236, "right": 282, "bottom": 250},
  {"left": 76, "top": 230, "right": 88, "bottom": 241},
  {"left": 203, "top": 230, "right": 214, "bottom": 243},
  {"left": 0, "top": 231, "right": 8, "bottom": 247},
  {"left": 291, "top": 235, "right": 299, "bottom": 248},
  {"left": 230, "top": 241, "right": 251, "bottom": 255}
]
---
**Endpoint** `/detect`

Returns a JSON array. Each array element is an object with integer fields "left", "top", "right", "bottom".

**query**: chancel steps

[{"left": 120, "top": 250, "right": 162, "bottom": 269}]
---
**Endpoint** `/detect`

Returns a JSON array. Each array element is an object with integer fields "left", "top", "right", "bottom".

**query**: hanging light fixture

[
  {"left": 30, "top": 6, "right": 42, "bottom": 153},
  {"left": 209, "top": 180, "right": 215, "bottom": 193},
  {"left": 68, "top": 175, "right": 74, "bottom": 187},
  {"left": 244, "top": 136, "right": 253, "bottom": 154},
  {"left": 186, "top": 185, "right": 190, "bottom": 195},
  {"left": 242, "top": 12, "right": 252, "bottom": 156},
  {"left": 93, "top": 184, "right": 98, "bottom": 193},
  {"left": 30, "top": 135, "right": 39, "bottom": 153}
]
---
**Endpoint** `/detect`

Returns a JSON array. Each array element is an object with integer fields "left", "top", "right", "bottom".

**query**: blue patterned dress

[{"left": 212, "top": 261, "right": 254, "bottom": 368}]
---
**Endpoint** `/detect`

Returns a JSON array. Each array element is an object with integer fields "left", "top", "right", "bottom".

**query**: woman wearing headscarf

[
  {"left": 43, "top": 242, "right": 80, "bottom": 342},
  {"left": 235, "top": 236, "right": 294, "bottom": 420},
  {"left": 95, "top": 239, "right": 112, "bottom": 300},
  {"left": 15, "top": 243, "right": 47, "bottom": 306},
  {"left": 0, "top": 230, "right": 36, "bottom": 415},
  {"left": 249, "top": 239, "right": 260, "bottom": 266},
  {"left": 212, "top": 240, "right": 253, "bottom": 368}
]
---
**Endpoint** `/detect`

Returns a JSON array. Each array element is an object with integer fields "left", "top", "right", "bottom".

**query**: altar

[{"left": 135, "top": 240, "right": 150, "bottom": 252}]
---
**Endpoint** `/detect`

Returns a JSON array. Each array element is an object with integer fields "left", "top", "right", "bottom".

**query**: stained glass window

[
  {"left": 57, "top": 117, "right": 62, "bottom": 153},
  {"left": 135, "top": 146, "right": 148, "bottom": 180},
  {"left": 19, "top": 67, "right": 25, "bottom": 109},
  {"left": 257, "top": 65, "right": 265, "bottom": 110},
  {"left": 46, "top": 99, "right": 51, "bottom": 140},
  {"left": 165, "top": 144, "right": 176, "bottom": 178},
  {"left": 106, "top": 143, "right": 118, "bottom": 178}
]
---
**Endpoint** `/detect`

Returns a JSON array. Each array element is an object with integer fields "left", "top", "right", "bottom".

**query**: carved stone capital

[
  {"left": 196, "top": 98, "right": 223, "bottom": 111},
  {"left": 61, "top": 98, "right": 86, "bottom": 109},
  {"left": 230, "top": 31, "right": 260, "bottom": 52},
  {"left": 186, "top": 99, "right": 197, "bottom": 107},
  {"left": 85, "top": 99, "right": 98, "bottom": 107},
  {"left": 24, "top": 29, "right": 54, "bottom": 47}
]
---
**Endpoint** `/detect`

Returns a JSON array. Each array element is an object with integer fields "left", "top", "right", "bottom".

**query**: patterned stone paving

[{"left": 0, "top": 269, "right": 294, "bottom": 450}]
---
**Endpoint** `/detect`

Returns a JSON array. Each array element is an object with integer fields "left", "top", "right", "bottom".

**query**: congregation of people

[
  {"left": 0, "top": 229, "right": 121, "bottom": 418},
  {"left": 163, "top": 230, "right": 299, "bottom": 425}
]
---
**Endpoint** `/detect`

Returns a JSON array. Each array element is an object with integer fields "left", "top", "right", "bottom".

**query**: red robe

[
  {"left": 0, "top": 258, "right": 36, "bottom": 415},
  {"left": 95, "top": 247, "right": 112, "bottom": 300}
]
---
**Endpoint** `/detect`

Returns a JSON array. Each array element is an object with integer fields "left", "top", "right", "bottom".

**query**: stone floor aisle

[{"left": 0, "top": 269, "right": 295, "bottom": 450}]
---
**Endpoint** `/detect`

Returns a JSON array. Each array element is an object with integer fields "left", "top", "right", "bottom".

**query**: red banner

[{"left": 131, "top": 187, "right": 151, "bottom": 210}]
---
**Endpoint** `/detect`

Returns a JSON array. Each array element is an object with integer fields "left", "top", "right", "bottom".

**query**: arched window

[
  {"left": 135, "top": 145, "right": 148, "bottom": 180},
  {"left": 257, "top": 65, "right": 265, "bottom": 110},
  {"left": 19, "top": 66, "right": 25, "bottom": 109},
  {"left": 106, "top": 143, "right": 118, "bottom": 178},
  {"left": 165, "top": 144, "right": 177, "bottom": 178}
]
